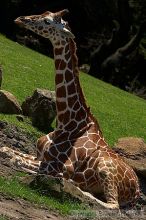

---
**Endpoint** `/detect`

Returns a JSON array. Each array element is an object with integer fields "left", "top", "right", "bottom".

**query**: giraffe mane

[
  {"left": 68, "top": 38, "right": 79, "bottom": 77},
  {"left": 68, "top": 38, "right": 101, "bottom": 131}
]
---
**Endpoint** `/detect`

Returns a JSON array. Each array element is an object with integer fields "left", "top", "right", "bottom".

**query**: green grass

[
  {"left": 0, "top": 114, "right": 43, "bottom": 140},
  {"left": 1, "top": 33, "right": 145, "bottom": 145},
  {"left": 0, "top": 217, "right": 8, "bottom": 220},
  {"left": 0, "top": 35, "right": 54, "bottom": 102},
  {"left": 0, "top": 175, "right": 93, "bottom": 216}
]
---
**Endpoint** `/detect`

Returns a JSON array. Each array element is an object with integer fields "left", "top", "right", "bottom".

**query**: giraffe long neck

[{"left": 53, "top": 38, "right": 96, "bottom": 132}]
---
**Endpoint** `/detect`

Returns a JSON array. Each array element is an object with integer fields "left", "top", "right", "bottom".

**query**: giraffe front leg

[
  {"left": 0, "top": 146, "right": 16, "bottom": 159},
  {"left": 63, "top": 178, "right": 119, "bottom": 209},
  {"left": 0, "top": 146, "right": 40, "bottom": 174},
  {"left": 0, "top": 146, "right": 37, "bottom": 160},
  {"left": 11, "top": 155, "right": 41, "bottom": 174}
]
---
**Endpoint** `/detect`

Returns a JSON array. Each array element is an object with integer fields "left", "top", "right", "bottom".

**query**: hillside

[
  {"left": 0, "top": 35, "right": 146, "bottom": 220},
  {"left": 0, "top": 34, "right": 146, "bottom": 145},
  {"left": 0, "top": 34, "right": 146, "bottom": 219}
]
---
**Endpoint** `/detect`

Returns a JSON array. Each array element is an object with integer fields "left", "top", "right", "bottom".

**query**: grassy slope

[
  {"left": 0, "top": 174, "right": 88, "bottom": 216},
  {"left": 0, "top": 34, "right": 146, "bottom": 145},
  {"left": 0, "top": 34, "right": 146, "bottom": 217}
]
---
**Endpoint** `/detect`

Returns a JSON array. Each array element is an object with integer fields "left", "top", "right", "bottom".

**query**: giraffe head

[{"left": 15, "top": 9, "right": 75, "bottom": 44}]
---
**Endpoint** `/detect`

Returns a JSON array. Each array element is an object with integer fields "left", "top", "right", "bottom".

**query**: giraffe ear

[{"left": 56, "top": 9, "right": 69, "bottom": 17}]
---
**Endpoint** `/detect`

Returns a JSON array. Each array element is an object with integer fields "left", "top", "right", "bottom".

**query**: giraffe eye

[
  {"left": 44, "top": 19, "right": 50, "bottom": 25},
  {"left": 54, "top": 16, "right": 61, "bottom": 24}
]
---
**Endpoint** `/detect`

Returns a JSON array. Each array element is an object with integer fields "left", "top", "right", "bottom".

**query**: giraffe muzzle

[{"left": 14, "top": 16, "right": 30, "bottom": 27}]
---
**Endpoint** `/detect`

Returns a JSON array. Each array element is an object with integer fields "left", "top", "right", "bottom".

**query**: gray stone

[
  {"left": 0, "top": 90, "right": 22, "bottom": 114},
  {"left": 113, "top": 137, "right": 146, "bottom": 178},
  {"left": 22, "top": 88, "right": 56, "bottom": 131},
  {"left": 0, "top": 120, "right": 36, "bottom": 154}
]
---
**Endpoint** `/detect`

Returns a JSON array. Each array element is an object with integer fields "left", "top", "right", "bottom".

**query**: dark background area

[{"left": 0, "top": 0, "right": 146, "bottom": 98}]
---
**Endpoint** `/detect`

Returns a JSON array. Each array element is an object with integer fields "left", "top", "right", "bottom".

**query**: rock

[
  {"left": 22, "top": 89, "right": 56, "bottom": 131},
  {"left": 0, "top": 120, "right": 36, "bottom": 154},
  {"left": 113, "top": 137, "right": 146, "bottom": 178},
  {"left": 0, "top": 90, "right": 22, "bottom": 114},
  {"left": 0, "top": 121, "right": 8, "bottom": 129},
  {"left": 0, "top": 65, "right": 3, "bottom": 88}
]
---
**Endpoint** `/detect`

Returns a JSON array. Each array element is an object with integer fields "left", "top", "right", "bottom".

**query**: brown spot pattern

[{"left": 56, "top": 85, "right": 66, "bottom": 98}]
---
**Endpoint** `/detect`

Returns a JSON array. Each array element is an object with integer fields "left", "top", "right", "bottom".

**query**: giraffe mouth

[
  {"left": 14, "top": 17, "right": 29, "bottom": 28},
  {"left": 15, "top": 18, "right": 24, "bottom": 27}
]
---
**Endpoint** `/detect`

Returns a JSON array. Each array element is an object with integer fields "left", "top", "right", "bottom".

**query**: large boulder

[
  {"left": 0, "top": 90, "right": 22, "bottom": 114},
  {"left": 22, "top": 89, "right": 56, "bottom": 131},
  {"left": 113, "top": 137, "right": 146, "bottom": 178}
]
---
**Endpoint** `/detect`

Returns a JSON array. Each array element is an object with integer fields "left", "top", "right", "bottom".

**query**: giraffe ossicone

[{"left": 0, "top": 9, "right": 140, "bottom": 209}]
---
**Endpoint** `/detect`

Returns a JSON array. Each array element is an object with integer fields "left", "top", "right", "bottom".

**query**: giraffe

[{"left": 1, "top": 9, "right": 140, "bottom": 209}]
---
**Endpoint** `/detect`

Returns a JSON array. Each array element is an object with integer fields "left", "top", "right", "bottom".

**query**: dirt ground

[
  {"left": 0, "top": 121, "right": 146, "bottom": 220},
  {"left": 0, "top": 193, "right": 65, "bottom": 220}
]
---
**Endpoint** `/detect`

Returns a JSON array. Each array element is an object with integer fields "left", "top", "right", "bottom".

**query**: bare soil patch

[{"left": 0, "top": 193, "right": 65, "bottom": 220}]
